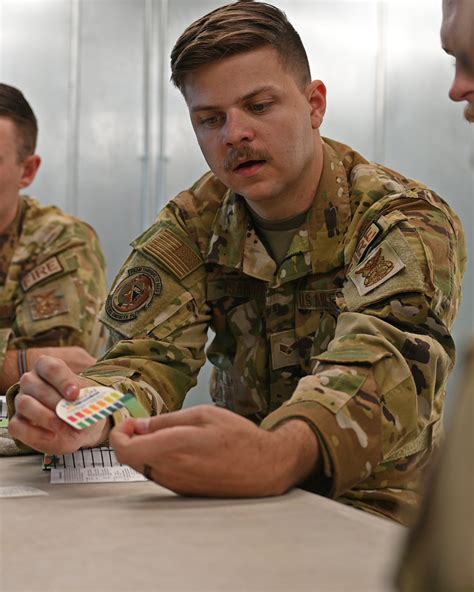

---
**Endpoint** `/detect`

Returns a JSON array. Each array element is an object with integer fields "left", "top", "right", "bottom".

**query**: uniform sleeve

[
  {"left": 8, "top": 220, "right": 108, "bottom": 357},
  {"left": 0, "top": 328, "right": 12, "bottom": 373},
  {"left": 261, "top": 194, "right": 466, "bottom": 502},
  {"left": 80, "top": 204, "right": 211, "bottom": 420}
]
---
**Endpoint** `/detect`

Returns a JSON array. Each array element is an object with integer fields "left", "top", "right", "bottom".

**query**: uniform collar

[{"left": 206, "top": 139, "right": 353, "bottom": 283}]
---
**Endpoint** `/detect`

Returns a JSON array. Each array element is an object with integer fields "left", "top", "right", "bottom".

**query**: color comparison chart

[{"left": 56, "top": 386, "right": 148, "bottom": 429}]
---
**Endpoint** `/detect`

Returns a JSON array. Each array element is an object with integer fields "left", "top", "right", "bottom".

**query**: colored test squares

[{"left": 56, "top": 386, "right": 130, "bottom": 430}]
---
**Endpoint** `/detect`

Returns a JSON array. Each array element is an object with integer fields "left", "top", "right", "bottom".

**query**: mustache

[
  {"left": 464, "top": 102, "right": 474, "bottom": 123},
  {"left": 224, "top": 145, "right": 271, "bottom": 172}
]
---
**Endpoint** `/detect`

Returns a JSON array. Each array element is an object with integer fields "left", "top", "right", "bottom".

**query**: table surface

[{"left": 0, "top": 454, "right": 405, "bottom": 592}]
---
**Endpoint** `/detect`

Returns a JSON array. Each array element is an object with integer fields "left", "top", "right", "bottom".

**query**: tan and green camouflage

[
  {"left": 396, "top": 341, "right": 474, "bottom": 590},
  {"left": 0, "top": 196, "right": 108, "bottom": 382},
  {"left": 11, "top": 139, "right": 466, "bottom": 523}
]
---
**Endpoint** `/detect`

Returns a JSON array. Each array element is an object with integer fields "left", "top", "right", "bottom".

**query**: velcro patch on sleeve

[
  {"left": 21, "top": 256, "right": 63, "bottom": 292},
  {"left": 349, "top": 241, "right": 405, "bottom": 296},
  {"left": 27, "top": 288, "right": 69, "bottom": 321},
  {"left": 352, "top": 222, "right": 381, "bottom": 265},
  {"left": 142, "top": 229, "right": 202, "bottom": 279}
]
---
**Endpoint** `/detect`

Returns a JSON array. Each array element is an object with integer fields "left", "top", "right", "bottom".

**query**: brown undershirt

[{"left": 247, "top": 206, "right": 309, "bottom": 267}]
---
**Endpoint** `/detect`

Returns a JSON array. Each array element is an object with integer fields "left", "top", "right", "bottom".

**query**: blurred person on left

[{"left": 0, "top": 83, "right": 108, "bottom": 455}]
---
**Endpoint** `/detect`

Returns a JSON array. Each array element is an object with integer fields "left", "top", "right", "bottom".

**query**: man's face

[
  {"left": 0, "top": 117, "right": 26, "bottom": 213},
  {"left": 183, "top": 47, "right": 325, "bottom": 209},
  {"left": 441, "top": 0, "right": 474, "bottom": 122}
]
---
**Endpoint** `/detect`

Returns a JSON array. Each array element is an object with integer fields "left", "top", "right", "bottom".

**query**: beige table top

[{"left": 0, "top": 455, "right": 405, "bottom": 592}]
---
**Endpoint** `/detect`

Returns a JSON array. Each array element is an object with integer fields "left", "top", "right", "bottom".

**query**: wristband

[{"left": 17, "top": 349, "right": 28, "bottom": 376}]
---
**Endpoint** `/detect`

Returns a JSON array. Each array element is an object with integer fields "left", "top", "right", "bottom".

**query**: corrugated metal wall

[{"left": 1, "top": 0, "right": 472, "bottom": 407}]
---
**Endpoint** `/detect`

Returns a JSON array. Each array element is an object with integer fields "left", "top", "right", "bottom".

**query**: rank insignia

[
  {"left": 349, "top": 241, "right": 405, "bottom": 296},
  {"left": 270, "top": 330, "right": 299, "bottom": 370},
  {"left": 106, "top": 266, "right": 162, "bottom": 322},
  {"left": 27, "top": 289, "right": 69, "bottom": 321}
]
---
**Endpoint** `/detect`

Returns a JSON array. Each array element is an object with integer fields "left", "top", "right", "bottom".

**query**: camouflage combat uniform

[
  {"left": 10, "top": 139, "right": 465, "bottom": 523},
  {"left": 396, "top": 341, "right": 474, "bottom": 590},
  {"left": 0, "top": 196, "right": 107, "bottom": 384}
]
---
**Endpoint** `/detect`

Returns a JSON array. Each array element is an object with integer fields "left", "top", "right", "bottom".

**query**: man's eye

[
  {"left": 250, "top": 102, "right": 270, "bottom": 113},
  {"left": 201, "top": 115, "right": 220, "bottom": 127}
]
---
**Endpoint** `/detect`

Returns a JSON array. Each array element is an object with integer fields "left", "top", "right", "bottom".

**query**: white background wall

[{"left": 1, "top": 0, "right": 472, "bottom": 410}]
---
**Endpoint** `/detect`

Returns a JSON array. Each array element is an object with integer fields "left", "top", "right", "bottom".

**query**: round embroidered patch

[{"left": 106, "top": 266, "right": 162, "bottom": 321}]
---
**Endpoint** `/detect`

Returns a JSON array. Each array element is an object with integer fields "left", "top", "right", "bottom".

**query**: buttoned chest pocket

[
  {"left": 207, "top": 297, "right": 268, "bottom": 414},
  {"left": 208, "top": 298, "right": 266, "bottom": 370},
  {"left": 295, "top": 288, "right": 341, "bottom": 374}
]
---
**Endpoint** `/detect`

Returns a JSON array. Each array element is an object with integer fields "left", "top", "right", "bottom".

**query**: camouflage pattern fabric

[
  {"left": 11, "top": 139, "right": 466, "bottom": 524},
  {"left": 0, "top": 196, "right": 108, "bottom": 380},
  {"left": 395, "top": 341, "right": 474, "bottom": 591}
]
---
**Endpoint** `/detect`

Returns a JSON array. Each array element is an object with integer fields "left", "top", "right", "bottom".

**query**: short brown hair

[
  {"left": 170, "top": 1, "right": 311, "bottom": 93},
  {"left": 0, "top": 83, "right": 38, "bottom": 162}
]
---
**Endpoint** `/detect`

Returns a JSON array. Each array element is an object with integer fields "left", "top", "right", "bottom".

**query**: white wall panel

[
  {"left": 0, "top": 0, "right": 72, "bottom": 210},
  {"left": 285, "top": 1, "right": 379, "bottom": 159},
  {"left": 163, "top": 0, "right": 223, "bottom": 202},
  {"left": 77, "top": 0, "right": 146, "bottom": 279}
]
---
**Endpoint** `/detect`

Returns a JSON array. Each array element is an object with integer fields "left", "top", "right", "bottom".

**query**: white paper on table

[
  {"left": 44, "top": 447, "right": 147, "bottom": 484},
  {"left": 0, "top": 486, "right": 48, "bottom": 498}
]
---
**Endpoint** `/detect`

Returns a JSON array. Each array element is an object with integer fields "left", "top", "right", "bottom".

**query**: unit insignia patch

[
  {"left": 106, "top": 266, "right": 162, "bottom": 322},
  {"left": 349, "top": 241, "right": 405, "bottom": 296},
  {"left": 27, "top": 288, "right": 68, "bottom": 321}
]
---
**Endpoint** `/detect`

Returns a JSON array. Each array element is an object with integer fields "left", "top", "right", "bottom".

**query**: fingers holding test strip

[{"left": 9, "top": 356, "right": 109, "bottom": 454}]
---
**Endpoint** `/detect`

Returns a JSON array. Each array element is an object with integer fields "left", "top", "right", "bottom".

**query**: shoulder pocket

[
  {"left": 343, "top": 227, "right": 427, "bottom": 311},
  {"left": 99, "top": 250, "right": 201, "bottom": 340}
]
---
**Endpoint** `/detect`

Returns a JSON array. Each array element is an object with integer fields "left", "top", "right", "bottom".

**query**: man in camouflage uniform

[
  {"left": 0, "top": 84, "right": 107, "bottom": 451},
  {"left": 8, "top": 4, "right": 466, "bottom": 524}
]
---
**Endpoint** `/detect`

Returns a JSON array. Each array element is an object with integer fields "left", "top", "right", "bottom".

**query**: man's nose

[
  {"left": 449, "top": 68, "right": 474, "bottom": 102},
  {"left": 222, "top": 110, "right": 255, "bottom": 145}
]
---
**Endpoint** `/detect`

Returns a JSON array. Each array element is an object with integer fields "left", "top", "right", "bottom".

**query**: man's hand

[
  {"left": 110, "top": 405, "right": 321, "bottom": 497},
  {"left": 0, "top": 346, "right": 96, "bottom": 394},
  {"left": 32, "top": 346, "right": 97, "bottom": 374},
  {"left": 8, "top": 355, "right": 110, "bottom": 455}
]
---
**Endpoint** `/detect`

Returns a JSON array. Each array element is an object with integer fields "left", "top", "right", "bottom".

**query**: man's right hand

[{"left": 8, "top": 356, "right": 110, "bottom": 455}]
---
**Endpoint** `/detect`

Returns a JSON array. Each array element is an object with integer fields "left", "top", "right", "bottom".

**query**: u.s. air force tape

[{"left": 106, "top": 266, "right": 162, "bottom": 322}]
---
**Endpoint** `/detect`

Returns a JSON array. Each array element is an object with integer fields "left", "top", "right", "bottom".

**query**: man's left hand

[{"left": 110, "top": 405, "right": 320, "bottom": 497}]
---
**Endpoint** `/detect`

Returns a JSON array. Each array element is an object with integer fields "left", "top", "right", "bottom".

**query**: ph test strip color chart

[{"left": 56, "top": 387, "right": 129, "bottom": 429}]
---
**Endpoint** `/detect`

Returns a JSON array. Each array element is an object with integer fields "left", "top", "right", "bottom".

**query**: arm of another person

[
  {"left": 0, "top": 346, "right": 96, "bottom": 394},
  {"left": 1, "top": 218, "right": 108, "bottom": 396}
]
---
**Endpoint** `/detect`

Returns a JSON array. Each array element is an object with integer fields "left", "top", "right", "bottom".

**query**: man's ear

[
  {"left": 19, "top": 154, "right": 41, "bottom": 189},
  {"left": 306, "top": 80, "right": 327, "bottom": 130}
]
